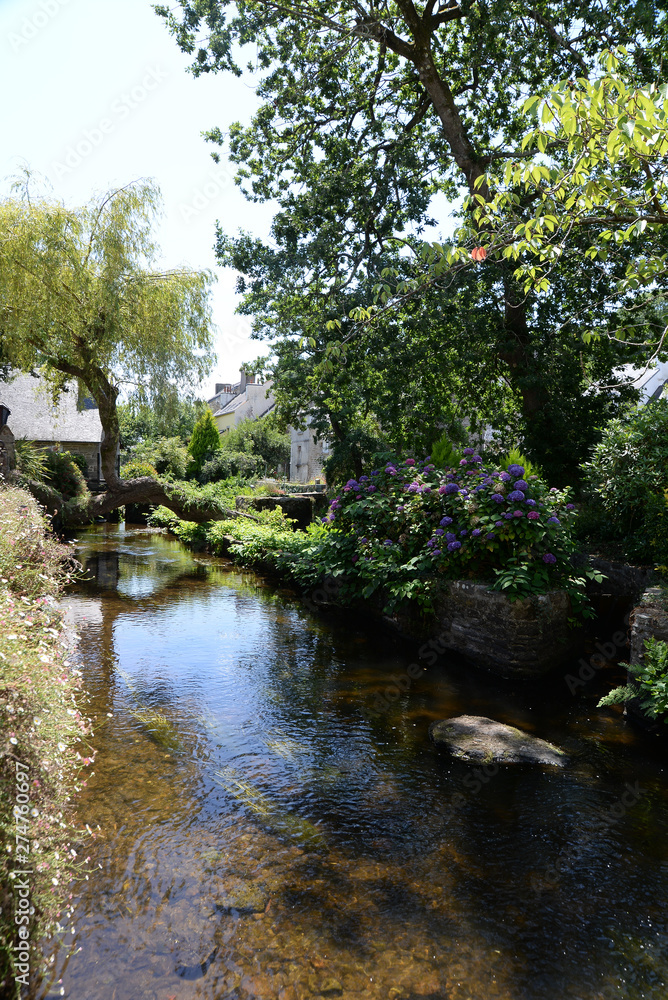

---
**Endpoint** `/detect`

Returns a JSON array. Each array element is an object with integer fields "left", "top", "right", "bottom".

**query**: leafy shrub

[
  {"left": 121, "top": 458, "right": 158, "bottom": 479},
  {"left": 581, "top": 399, "right": 668, "bottom": 563},
  {"left": 502, "top": 448, "right": 542, "bottom": 481},
  {"left": 298, "top": 450, "right": 595, "bottom": 612},
  {"left": 43, "top": 450, "right": 89, "bottom": 501},
  {"left": 598, "top": 637, "right": 668, "bottom": 722},
  {"left": 199, "top": 450, "right": 263, "bottom": 483},
  {"left": 13, "top": 438, "right": 49, "bottom": 483},
  {"left": 323, "top": 426, "right": 388, "bottom": 485},
  {"left": 188, "top": 409, "right": 221, "bottom": 468},
  {"left": 126, "top": 437, "right": 189, "bottom": 479},
  {"left": 69, "top": 452, "right": 88, "bottom": 478},
  {"left": 220, "top": 416, "right": 290, "bottom": 476},
  {"left": 431, "top": 432, "right": 462, "bottom": 470}
]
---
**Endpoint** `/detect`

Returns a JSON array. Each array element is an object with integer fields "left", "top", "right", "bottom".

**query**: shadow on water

[{"left": 36, "top": 524, "right": 668, "bottom": 1000}]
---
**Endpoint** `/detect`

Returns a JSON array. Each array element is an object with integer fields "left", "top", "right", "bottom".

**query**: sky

[{"left": 0, "top": 0, "right": 277, "bottom": 397}]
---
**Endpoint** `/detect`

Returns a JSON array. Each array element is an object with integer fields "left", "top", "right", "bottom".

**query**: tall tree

[
  {"left": 157, "top": 0, "right": 664, "bottom": 473},
  {"left": 0, "top": 179, "right": 230, "bottom": 522}
]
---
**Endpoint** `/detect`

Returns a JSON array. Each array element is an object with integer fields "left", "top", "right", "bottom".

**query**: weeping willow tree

[{"left": 0, "top": 177, "right": 230, "bottom": 522}]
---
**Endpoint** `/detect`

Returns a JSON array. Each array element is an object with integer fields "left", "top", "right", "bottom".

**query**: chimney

[
  {"left": 247, "top": 372, "right": 256, "bottom": 384},
  {"left": 240, "top": 370, "right": 247, "bottom": 393},
  {"left": 215, "top": 383, "right": 224, "bottom": 395}
]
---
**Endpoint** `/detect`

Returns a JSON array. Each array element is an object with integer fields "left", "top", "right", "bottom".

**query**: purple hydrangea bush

[{"left": 305, "top": 455, "right": 589, "bottom": 611}]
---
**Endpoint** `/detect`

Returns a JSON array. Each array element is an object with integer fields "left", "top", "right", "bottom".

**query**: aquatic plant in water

[{"left": 212, "top": 766, "right": 326, "bottom": 849}]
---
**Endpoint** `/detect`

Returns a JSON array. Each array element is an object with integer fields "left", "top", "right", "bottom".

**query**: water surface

[{"left": 40, "top": 525, "right": 668, "bottom": 999}]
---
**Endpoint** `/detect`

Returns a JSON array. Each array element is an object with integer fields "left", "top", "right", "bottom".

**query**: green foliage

[
  {"left": 581, "top": 399, "right": 668, "bottom": 563},
  {"left": 157, "top": 1, "right": 660, "bottom": 486},
  {"left": 199, "top": 451, "right": 263, "bottom": 483},
  {"left": 0, "top": 488, "right": 94, "bottom": 995},
  {"left": 117, "top": 395, "right": 208, "bottom": 448},
  {"left": 297, "top": 454, "right": 593, "bottom": 613},
  {"left": 120, "top": 458, "right": 159, "bottom": 479},
  {"left": 431, "top": 432, "right": 462, "bottom": 470},
  {"left": 0, "top": 178, "right": 215, "bottom": 481},
  {"left": 13, "top": 438, "right": 49, "bottom": 483},
  {"left": 502, "top": 448, "right": 542, "bottom": 481},
  {"left": 187, "top": 409, "right": 221, "bottom": 468},
  {"left": 219, "top": 416, "right": 290, "bottom": 476},
  {"left": 126, "top": 437, "right": 189, "bottom": 479},
  {"left": 598, "top": 637, "right": 668, "bottom": 722},
  {"left": 323, "top": 425, "right": 388, "bottom": 485},
  {"left": 43, "top": 450, "right": 89, "bottom": 502},
  {"left": 460, "top": 54, "right": 668, "bottom": 321}
]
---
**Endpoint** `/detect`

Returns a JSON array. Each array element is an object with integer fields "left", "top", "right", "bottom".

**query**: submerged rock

[
  {"left": 429, "top": 715, "right": 567, "bottom": 765},
  {"left": 215, "top": 879, "right": 269, "bottom": 914}
]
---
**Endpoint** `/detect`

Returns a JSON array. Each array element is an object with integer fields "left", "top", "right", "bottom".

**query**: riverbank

[{"left": 0, "top": 485, "right": 94, "bottom": 999}]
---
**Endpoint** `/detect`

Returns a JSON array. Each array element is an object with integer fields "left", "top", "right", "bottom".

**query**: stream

[{"left": 39, "top": 524, "right": 668, "bottom": 1000}]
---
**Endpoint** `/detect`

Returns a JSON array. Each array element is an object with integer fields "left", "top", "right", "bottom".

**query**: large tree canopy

[
  {"left": 0, "top": 179, "right": 228, "bottom": 522},
  {"left": 157, "top": 1, "right": 665, "bottom": 477}
]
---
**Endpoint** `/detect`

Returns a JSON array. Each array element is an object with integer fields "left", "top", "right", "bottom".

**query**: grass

[{"left": 0, "top": 484, "right": 95, "bottom": 999}]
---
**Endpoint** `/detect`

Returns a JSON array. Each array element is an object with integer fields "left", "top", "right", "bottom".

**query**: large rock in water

[{"left": 429, "top": 715, "right": 567, "bottom": 765}]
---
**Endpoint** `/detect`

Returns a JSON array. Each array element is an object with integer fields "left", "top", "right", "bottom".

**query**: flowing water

[{"left": 38, "top": 524, "right": 668, "bottom": 1000}]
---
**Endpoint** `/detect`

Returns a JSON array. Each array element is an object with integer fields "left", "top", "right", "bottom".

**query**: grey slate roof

[{"left": 0, "top": 373, "right": 103, "bottom": 444}]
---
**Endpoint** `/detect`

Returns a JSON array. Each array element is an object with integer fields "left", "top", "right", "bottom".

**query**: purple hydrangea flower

[
  {"left": 549, "top": 487, "right": 559, "bottom": 493},
  {"left": 397, "top": 505, "right": 405, "bottom": 513},
  {"left": 346, "top": 479, "right": 358, "bottom": 488},
  {"left": 508, "top": 490, "right": 525, "bottom": 501},
  {"left": 513, "top": 480, "right": 528, "bottom": 491},
  {"left": 566, "top": 503, "right": 575, "bottom": 510},
  {"left": 459, "top": 458, "right": 468, "bottom": 466},
  {"left": 440, "top": 517, "right": 453, "bottom": 526},
  {"left": 495, "top": 520, "right": 504, "bottom": 527},
  {"left": 360, "top": 475, "right": 369, "bottom": 482},
  {"left": 491, "top": 494, "right": 505, "bottom": 504},
  {"left": 435, "top": 528, "right": 444, "bottom": 536},
  {"left": 443, "top": 483, "right": 459, "bottom": 495},
  {"left": 471, "top": 528, "right": 482, "bottom": 537},
  {"left": 463, "top": 448, "right": 474, "bottom": 456},
  {"left": 513, "top": 510, "right": 524, "bottom": 518},
  {"left": 427, "top": 539, "right": 435, "bottom": 548},
  {"left": 404, "top": 458, "right": 415, "bottom": 466},
  {"left": 542, "top": 553, "right": 557, "bottom": 564},
  {"left": 433, "top": 549, "right": 442, "bottom": 556},
  {"left": 486, "top": 532, "right": 496, "bottom": 540},
  {"left": 447, "top": 541, "right": 462, "bottom": 552},
  {"left": 527, "top": 511, "right": 540, "bottom": 520},
  {"left": 445, "top": 532, "right": 456, "bottom": 542},
  {"left": 473, "top": 454, "right": 483, "bottom": 463},
  {"left": 423, "top": 486, "right": 432, "bottom": 493},
  {"left": 371, "top": 470, "right": 380, "bottom": 476},
  {"left": 547, "top": 517, "right": 560, "bottom": 525},
  {"left": 525, "top": 499, "right": 536, "bottom": 506},
  {"left": 508, "top": 464, "right": 525, "bottom": 477},
  {"left": 367, "top": 485, "right": 377, "bottom": 493},
  {"left": 351, "top": 554, "right": 359, "bottom": 563},
  {"left": 383, "top": 539, "right": 393, "bottom": 546},
  {"left": 407, "top": 483, "right": 421, "bottom": 494},
  {"left": 504, "top": 512, "right": 514, "bottom": 520},
  {"left": 499, "top": 472, "right": 512, "bottom": 482},
  {"left": 460, "top": 529, "right": 468, "bottom": 537}
]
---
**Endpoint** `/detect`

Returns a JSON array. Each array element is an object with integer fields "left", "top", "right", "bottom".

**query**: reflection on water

[{"left": 39, "top": 524, "right": 668, "bottom": 1000}]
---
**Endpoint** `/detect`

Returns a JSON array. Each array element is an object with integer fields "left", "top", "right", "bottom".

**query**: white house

[{"left": 207, "top": 372, "right": 275, "bottom": 435}]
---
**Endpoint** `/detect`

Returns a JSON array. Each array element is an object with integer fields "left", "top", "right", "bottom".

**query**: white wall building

[
  {"left": 289, "top": 418, "right": 330, "bottom": 483},
  {"left": 207, "top": 372, "right": 275, "bottom": 434}
]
